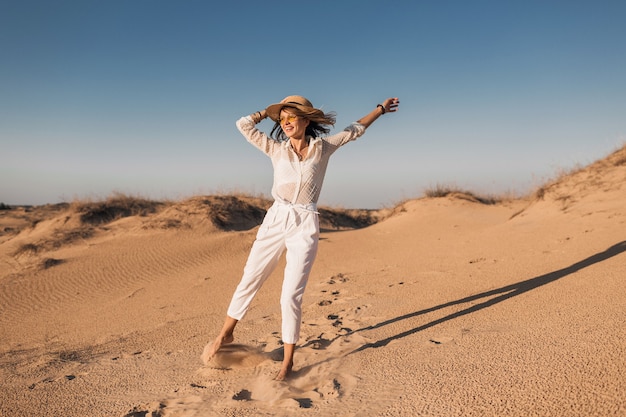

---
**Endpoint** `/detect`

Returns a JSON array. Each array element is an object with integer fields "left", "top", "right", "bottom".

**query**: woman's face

[{"left": 279, "top": 109, "right": 309, "bottom": 140}]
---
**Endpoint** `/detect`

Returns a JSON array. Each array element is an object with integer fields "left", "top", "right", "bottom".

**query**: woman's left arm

[{"left": 356, "top": 97, "right": 400, "bottom": 129}]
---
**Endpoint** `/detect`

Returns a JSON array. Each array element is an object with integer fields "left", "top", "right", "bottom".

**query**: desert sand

[{"left": 1, "top": 145, "right": 625, "bottom": 417}]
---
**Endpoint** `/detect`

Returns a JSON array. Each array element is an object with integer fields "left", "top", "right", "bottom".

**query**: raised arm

[{"left": 356, "top": 97, "right": 400, "bottom": 129}]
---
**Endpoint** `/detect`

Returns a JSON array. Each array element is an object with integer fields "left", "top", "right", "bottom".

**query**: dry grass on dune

[
  {"left": 1, "top": 193, "right": 388, "bottom": 265},
  {"left": 422, "top": 184, "right": 510, "bottom": 205},
  {"left": 4, "top": 143, "right": 625, "bottom": 261},
  {"left": 2, "top": 143, "right": 624, "bottom": 266},
  {"left": 71, "top": 192, "right": 165, "bottom": 225},
  {"left": 534, "top": 143, "right": 626, "bottom": 201}
]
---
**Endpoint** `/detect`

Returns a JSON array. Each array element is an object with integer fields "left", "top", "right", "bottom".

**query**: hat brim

[{"left": 265, "top": 102, "right": 325, "bottom": 122}]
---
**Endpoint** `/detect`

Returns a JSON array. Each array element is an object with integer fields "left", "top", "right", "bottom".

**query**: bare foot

[
  {"left": 273, "top": 361, "right": 293, "bottom": 381},
  {"left": 201, "top": 334, "right": 234, "bottom": 365}
]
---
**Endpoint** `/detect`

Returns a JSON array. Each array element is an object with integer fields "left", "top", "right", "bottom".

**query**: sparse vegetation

[
  {"left": 608, "top": 143, "right": 626, "bottom": 166},
  {"left": 532, "top": 164, "right": 584, "bottom": 201},
  {"left": 202, "top": 195, "right": 268, "bottom": 231},
  {"left": 5, "top": 144, "right": 625, "bottom": 259},
  {"left": 72, "top": 192, "right": 165, "bottom": 225},
  {"left": 423, "top": 184, "right": 503, "bottom": 205},
  {"left": 41, "top": 258, "right": 64, "bottom": 269},
  {"left": 13, "top": 226, "right": 95, "bottom": 258},
  {"left": 50, "top": 227, "right": 95, "bottom": 248},
  {"left": 317, "top": 207, "right": 379, "bottom": 231},
  {"left": 14, "top": 243, "right": 40, "bottom": 257}
]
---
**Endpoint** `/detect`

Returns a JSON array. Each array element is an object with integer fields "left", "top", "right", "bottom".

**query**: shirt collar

[{"left": 281, "top": 136, "right": 320, "bottom": 148}]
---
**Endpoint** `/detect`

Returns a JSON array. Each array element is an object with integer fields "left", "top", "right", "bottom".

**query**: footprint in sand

[
  {"left": 232, "top": 388, "right": 252, "bottom": 401},
  {"left": 327, "top": 272, "right": 349, "bottom": 284},
  {"left": 124, "top": 396, "right": 203, "bottom": 417},
  {"left": 317, "top": 272, "right": 351, "bottom": 310}
]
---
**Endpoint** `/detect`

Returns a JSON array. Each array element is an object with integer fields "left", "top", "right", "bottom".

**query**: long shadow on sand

[{"left": 349, "top": 240, "right": 626, "bottom": 354}]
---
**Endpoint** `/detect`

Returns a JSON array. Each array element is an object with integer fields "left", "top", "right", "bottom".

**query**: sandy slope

[{"left": 1, "top": 146, "right": 625, "bottom": 416}]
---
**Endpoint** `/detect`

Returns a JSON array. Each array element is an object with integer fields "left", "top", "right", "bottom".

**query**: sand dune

[{"left": 1, "top": 145, "right": 625, "bottom": 416}]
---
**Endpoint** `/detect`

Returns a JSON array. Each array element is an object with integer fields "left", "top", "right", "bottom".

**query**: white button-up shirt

[{"left": 236, "top": 116, "right": 366, "bottom": 205}]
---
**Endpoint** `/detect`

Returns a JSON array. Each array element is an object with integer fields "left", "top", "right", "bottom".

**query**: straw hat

[{"left": 265, "top": 95, "right": 325, "bottom": 122}]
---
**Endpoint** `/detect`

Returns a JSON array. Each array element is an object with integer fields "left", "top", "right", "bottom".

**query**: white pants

[{"left": 226, "top": 201, "right": 320, "bottom": 344}]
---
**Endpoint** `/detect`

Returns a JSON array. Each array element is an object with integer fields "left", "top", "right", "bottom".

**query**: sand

[{"left": 1, "top": 146, "right": 625, "bottom": 416}]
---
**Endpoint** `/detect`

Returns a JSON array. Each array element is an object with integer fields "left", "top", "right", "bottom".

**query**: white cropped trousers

[{"left": 226, "top": 201, "right": 320, "bottom": 344}]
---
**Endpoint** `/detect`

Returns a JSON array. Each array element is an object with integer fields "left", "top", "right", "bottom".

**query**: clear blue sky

[{"left": 2, "top": 0, "right": 625, "bottom": 208}]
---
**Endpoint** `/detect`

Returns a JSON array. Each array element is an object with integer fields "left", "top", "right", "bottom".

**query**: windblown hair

[{"left": 270, "top": 105, "right": 336, "bottom": 141}]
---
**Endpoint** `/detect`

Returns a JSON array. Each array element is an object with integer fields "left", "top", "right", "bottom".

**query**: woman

[{"left": 203, "top": 95, "right": 400, "bottom": 380}]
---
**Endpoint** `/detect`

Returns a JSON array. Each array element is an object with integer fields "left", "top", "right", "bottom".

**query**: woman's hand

[
  {"left": 357, "top": 97, "right": 400, "bottom": 128},
  {"left": 381, "top": 97, "right": 400, "bottom": 114},
  {"left": 251, "top": 109, "right": 268, "bottom": 124}
]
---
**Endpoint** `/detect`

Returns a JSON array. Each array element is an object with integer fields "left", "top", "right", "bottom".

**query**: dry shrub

[
  {"left": 13, "top": 227, "right": 95, "bottom": 257},
  {"left": 533, "top": 164, "right": 584, "bottom": 201},
  {"left": 41, "top": 258, "right": 64, "bottom": 269},
  {"left": 50, "top": 227, "right": 95, "bottom": 248},
  {"left": 208, "top": 194, "right": 380, "bottom": 231},
  {"left": 14, "top": 243, "right": 40, "bottom": 257},
  {"left": 424, "top": 184, "right": 501, "bottom": 205},
  {"left": 613, "top": 154, "right": 626, "bottom": 166},
  {"left": 73, "top": 193, "right": 164, "bottom": 225},
  {"left": 318, "top": 207, "right": 379, "bottom": 231},
  {"left": 607, "top": 143, "right": 626, "bottom": 166},
  {"left": 146, "top": 194, "right": 383, "bottom": 232},
  {"left": 202, "top": 195, "right": 268, "bottom": 231},
  {"left": 534, "top": 143, "right": 626, "bottom": 200}
]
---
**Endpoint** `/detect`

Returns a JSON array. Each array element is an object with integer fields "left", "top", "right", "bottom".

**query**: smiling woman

[
  {"left": 279, "top": 111, "right": 310, "bottom": 160},
  {"left": 202, "top": 94, "right": 399, "bottom": 381}
]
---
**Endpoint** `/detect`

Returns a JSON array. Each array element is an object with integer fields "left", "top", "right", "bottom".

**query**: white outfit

[{"left": 226, "top": 116, "right": 366, "bottom": 344}]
